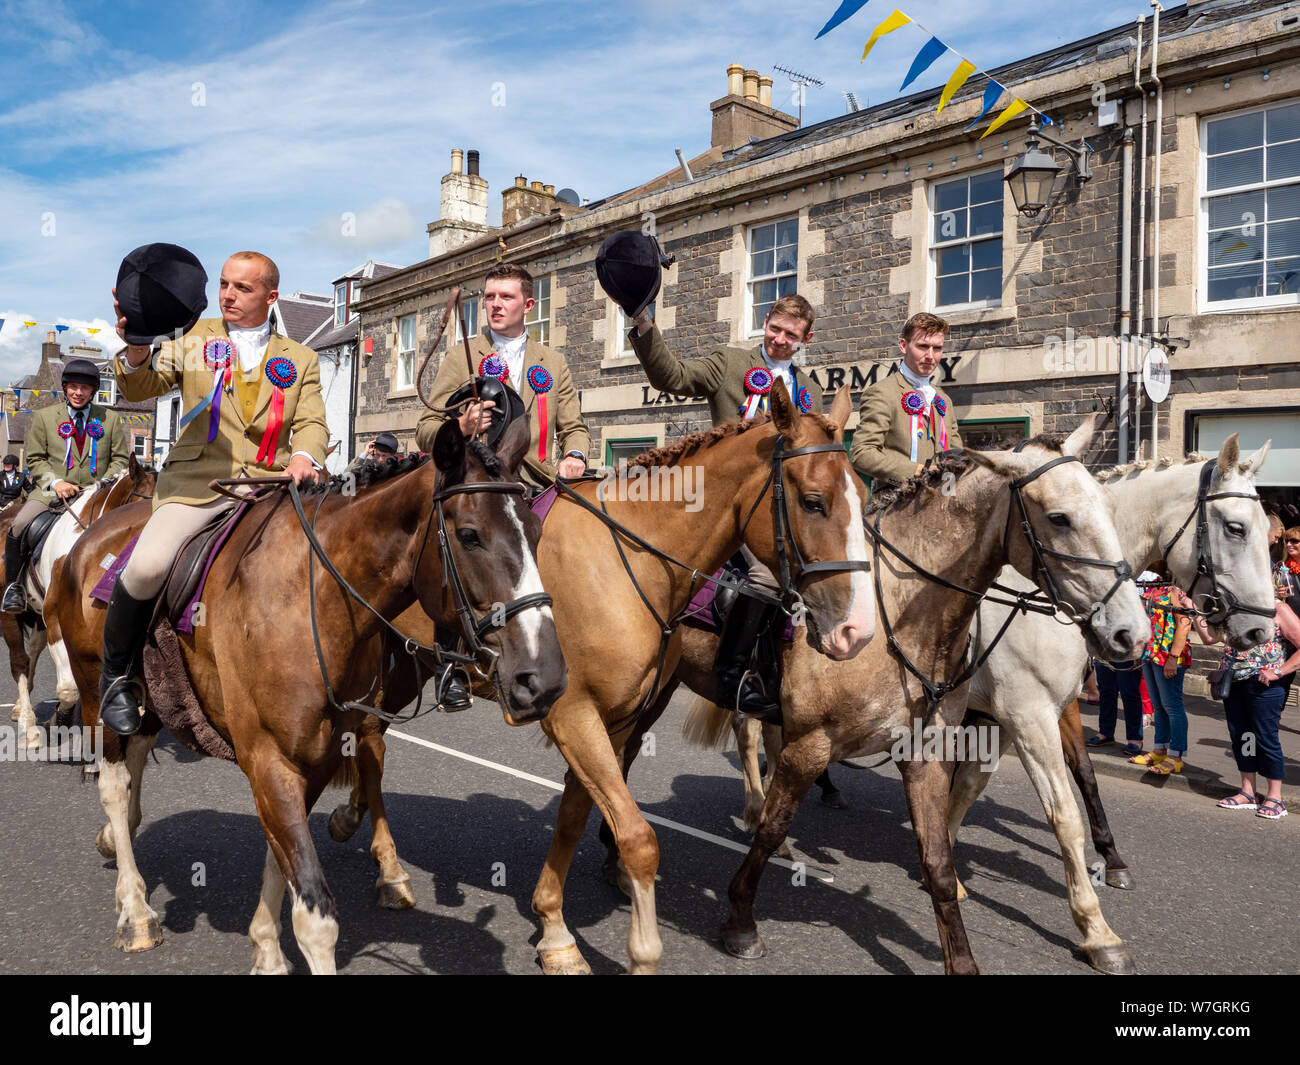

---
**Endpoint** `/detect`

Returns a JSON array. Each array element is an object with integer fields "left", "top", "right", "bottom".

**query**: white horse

[
  {"left": 711, "top": 433, "right": 1274, "bottom": 973},
  {"left": 8, "top": 459, "right": 153, "bottom": 748}
]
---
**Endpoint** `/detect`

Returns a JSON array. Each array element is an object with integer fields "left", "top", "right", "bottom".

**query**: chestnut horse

[
  {"left": 328, "top": 383, "right": 874, "bottom": 973},
  {"left": 2, "top": 456, "right": 155, "bottom": 747},
  {"left": 46, "top": 417, "right": 566, "bottom": 973}
]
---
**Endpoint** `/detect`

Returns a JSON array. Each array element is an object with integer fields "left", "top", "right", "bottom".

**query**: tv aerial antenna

[{"left": 773, "top": 65, "right": 823, "bottom": 126}]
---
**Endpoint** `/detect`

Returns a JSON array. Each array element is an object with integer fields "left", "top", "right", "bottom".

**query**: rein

[{"left": 1159, "top": 460, "right": 1273, "bottom": 624}]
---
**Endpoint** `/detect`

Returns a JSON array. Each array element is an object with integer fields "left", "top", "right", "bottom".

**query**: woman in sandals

[
  {"left": 1131, "top": 564, "right": 1192, "bottom": 775},
  {"left": 1194, "top": 600, "right": 1300, "bottom": 820}
]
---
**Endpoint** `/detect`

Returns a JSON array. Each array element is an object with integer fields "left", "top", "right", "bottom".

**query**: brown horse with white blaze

[{"left": 47, "top": 416, "right": 566, "bottom": 973}]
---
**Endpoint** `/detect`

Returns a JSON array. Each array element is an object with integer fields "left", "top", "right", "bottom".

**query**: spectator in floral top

[
  {"left": 1130, "top": 564, "right": 1193, "bottom": 775},
  {"left": 1275, "top": 525, "right": 1300, "bottom": 615},
  {"left": 1194, "top": 600, "right": 1300, "bottom": 820}
]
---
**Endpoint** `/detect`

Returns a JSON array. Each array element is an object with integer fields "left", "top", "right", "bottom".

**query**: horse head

[
  {"left": 421, "top": 415, "right": 566, "bottom": 724},
  {"left": 741, "top": 381, "right": 874, "bottom": 662},
  {"left": 965, "top": 415, "right": 1149, "bottom": 661}
]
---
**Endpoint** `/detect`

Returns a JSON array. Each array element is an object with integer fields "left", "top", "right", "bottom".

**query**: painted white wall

[{"left": 319, "top": 344, "right": 353, "bottom": 474}]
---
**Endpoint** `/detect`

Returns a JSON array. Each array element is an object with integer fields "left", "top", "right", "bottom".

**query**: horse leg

[
  {"left": 815, "top": 768, "right": 847, "bottom": 809},
  {"left": 535, "top": 702, "right": 662, "bottom": 975},
  {"left": 99, "top": 736, "right": 163, "bottom": 952},
  {"left": 247, "top": 750, "right": 339, "bottom": 975},
  {"left": 898, "top": 755, "right": 977, "bottom": 975},
  {"left": 1011, "top": 708, "right": 1134, "bottom": 975},
  {"left": 1058, "top": 700, "right": 1134, "bottom": 889},
  {"left": 124, "top": 731, "right": 157, "bottom": 840},
  {"left": 16, "top": 623, "right": 45, "bottom": 748},
  {"left": 47, "top": 631, "right": 82, "bottom": 724},
  {"left": 735, "top": 714, "right": 766, "bottom": 833},
  {"left": 248, "top": 844, "right": 290, "bottom": 975},
  {"left": 355, "top": 725, "right": 414, "bottom": 910},
  {"left": 327, "top": 781, "right": 366, "bottom": 843},
  {"left": 721, "top": 729, "right": 830, "bottom": 959},
  {"left": 947, "top": 713, "right": 1012, "bottom": 900}
]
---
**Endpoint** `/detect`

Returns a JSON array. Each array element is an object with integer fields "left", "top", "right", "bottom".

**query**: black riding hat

[
  {"left": 595, "top": 231, "right": 675, "bottom": 319},
  {"left": 445, "top": 377, "right": 526, "bottom": 450},
  {"left": 115, "top": 243, "right": 209, "bottom": 345},
  {"left": 3, "top": 454, "right": 17, "bottom": 466},
  {"left": 372, "top": 432, "right": 400, "bottom": 455},
  {"left": 61, "top": 358, "right": 102, "bottom": 388}
]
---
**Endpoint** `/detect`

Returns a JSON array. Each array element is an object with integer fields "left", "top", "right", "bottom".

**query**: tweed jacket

[
  {"left": 114, "top": 317, "right": 329, "bottom": 509},
  {"left": 25, "top": 401, "right": 129, "bottom": 505},
  {"left": 850, "top": 366, "right": 962, "bottom": 487},
  {"left": 416, "top": 331, "right": 591, "bottom": 491},
  {"left": 628, "top": 323, "right": 823, "bottom": 427}
]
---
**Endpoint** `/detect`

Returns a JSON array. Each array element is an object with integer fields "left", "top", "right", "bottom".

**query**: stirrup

[
  {"left": 1, "top": 581, "right": 26, "bottom": 614},
  {"left": 99, "top": 674, "right": 146, "bottom": 736},
  {"left": 434, "top": 662, "right": 473, "bottom": 712}
]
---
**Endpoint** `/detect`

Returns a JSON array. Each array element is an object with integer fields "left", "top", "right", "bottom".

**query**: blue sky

[{"left": 0, "top": 0, "right": 1136, "bottom": 382}]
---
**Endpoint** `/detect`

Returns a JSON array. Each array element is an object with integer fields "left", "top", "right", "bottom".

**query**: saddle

[
  {"left": 157, "top": 501, "right": 252, "bottom": 633},
  {"left": 22, "top": 507, "right": 63, "bottom": 566}
]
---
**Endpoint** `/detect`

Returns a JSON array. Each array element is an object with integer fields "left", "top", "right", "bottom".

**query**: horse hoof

[
  {"left": 1106, "top": 867, "right": 1136, "bottom": 890},
  {"left": 250, "top": 958, "right": 290, "bottom": 976},
  {"left": 536, "top": 944, "right": 591, "bottom": 975},
  {"left": 115, "top": 917, "right": 163, "bottom": 953},
  {"left": 95, "top": 824, "right": 117, "bottom": 861},
  {"left": 376, "top": 878, "right": 416, "bottom": 910},
  {"left": 9, "top": 704, "right": 20, "bottom": 722},
  {"left": 820, "top": 790, "right": 848, "bottom": 810},
  {"left": 1087, "top": 944, "right": 1137, "bottom": 975},
  {"left": 955, "top": 877, "right": 969, "bottom": 902},
  {"left": 327, "top": 804, "right": 362, "bottom": 843},
  {"left": 25, "top": 727, "right": 43, "bottom": 750},
  {"left": 721, "top": 925, "right": 766, "bottom": 960}
]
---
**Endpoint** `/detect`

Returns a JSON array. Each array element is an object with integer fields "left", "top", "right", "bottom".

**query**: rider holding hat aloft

[
  {"left": 100, "top": 248, "right": 328, "bottom": 736},
  {"left": 2, "top": 358, "right": 130, "bottom": 613}
]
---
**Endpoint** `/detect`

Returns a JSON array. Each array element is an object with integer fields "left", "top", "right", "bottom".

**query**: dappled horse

[
  {"left": 661, "top": 419, "right": 1150, "bottom": 973},
  {"left": 2, "top": 456, "right": 155, "bottom": 747},
  {"left": 46, "top": 417, "right": 566, "bottom": 973}
]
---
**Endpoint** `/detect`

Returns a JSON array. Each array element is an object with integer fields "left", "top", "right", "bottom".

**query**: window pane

[
  {"left": 968, "top": 170, "right": 1002, "bottom": 205},
  {"left": 970, "top": 268, "right": 1002, "bottom": 302},
  {"left": 1268, "top": 218, "right": 1300, "bottom": 259},
  {"left": 1267, "top": 141, "right": 1300, "bottom": 181},
  {"left": 1266, "top": 101, "right": 1300, "bottom": 144},
  {"left": 399, "top": 315, "right": 415, "bottom": 350},
  {"left": 1268, "top": 184, "right": 1300, "bottom": 221},
  {"left": 1207, "top": 262, "right": 1264, "bottom": 302},
  {"left": 1266, "top": 259, "right": 1300, "bottom": 295},
  {"left": 1208, "top": 189, "right": 1265, "bottom": 229},
  {"left": 609, "top": 439, "right": 657, "bottom": 464},
  {"left": 1208, "top": 227, "right": 1262, "bottom": 267},
  {"left": 937, "top": 244, "right": 970, "bottom": 275},
  {"left": 934, "top": 179, "right": 968, "bottom": 213},
  {"left": 971, "top": 237, "right": 1001, "bottom": 271},
  {"left": 1207, "top": 112, "right": 1263, "bottom": 155},
  {"left": 755, "top": 279, "right": 776, "bottom": 304},
  {"left": 934, "top": 208, "right": 967, "bottom": 242},
  {"left": 777, "top": 275, "right": 797, "bottom": 298},
  {"left": 774, "top": 246, "right": 797, "bottom": 274},
  {"left": 969, "top": 202, "right": 1001, "bottom": 237},
  {"left": 938, "top": 273, "right": 969, "bottom": 306},
  {"left": 1208, "top": 149, "right": 1263, "bottom": 190},
  {"left": 751, "top": 224, "right": 774, "bottom": 252},
  {"left": 751, "top": 250, "right": 774, "bottom": 276},
  {"left": 775, "top": 218, "right": 798, "bottom": 247}
]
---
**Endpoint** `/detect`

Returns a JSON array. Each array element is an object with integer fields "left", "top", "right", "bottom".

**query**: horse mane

[
  {"left": 302, "top": 452, "right": 430, "bottom": 495},
  {"left": 1096, "top": 452, "right": 1207, "bottom": 483},
  {"left": 628, "top": 411, "right": 840, "bottom": 470}
]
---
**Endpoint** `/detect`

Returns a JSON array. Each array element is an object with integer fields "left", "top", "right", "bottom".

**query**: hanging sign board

[{"left": 1142, "top": 346, "right": 1170, "bottom": 403}]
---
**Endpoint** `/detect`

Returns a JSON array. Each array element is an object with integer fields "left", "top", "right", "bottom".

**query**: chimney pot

[
  {"left": 743, "top": 69, "right": 759, "bottom": 101},
  {"left": 758, "top": 75, "right": 772, "bottom": 107},
  {"left": 450, "top": 148, "right": 463, "bottom": 174},
  {"left": 727, "top": 63, "right": 744, "bottom": 96},
  {"left": 542, "top": 184, "right": 554, "bottom": 195},
  {"left": 530, "top": 180, "right": 544, "bottom": 191},
  {"left": 514, "top": 175, "right": 527, "bottom": 188},
  {"left": 467, "top": 149, "right": 480, "bottom": 176}
]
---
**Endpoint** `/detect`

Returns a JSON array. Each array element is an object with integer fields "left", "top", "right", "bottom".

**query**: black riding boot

[
  {"left": 434, "top": 627, "right": 472, "bottom": 711},
  {"left": 2, "top": 530, "right": 26, "bottom": 613},
  {"left": 715, "top": 595, "right": 781, "bottom": 719},
  {"left": 98, "top": 582, "right": 155, "bottom": 736}
]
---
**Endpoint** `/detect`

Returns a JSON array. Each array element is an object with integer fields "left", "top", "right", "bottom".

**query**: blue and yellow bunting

[
  {"left": 900, "top": 35, "right": 947, "bottom": 92},
  {"left": 815, "top": 0, "right": 872, "bottom": 38}
]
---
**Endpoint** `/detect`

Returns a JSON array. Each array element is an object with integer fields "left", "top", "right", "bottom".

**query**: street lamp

[{"left": 1004, "top": 119, "right": 1092, "bottom": 217}]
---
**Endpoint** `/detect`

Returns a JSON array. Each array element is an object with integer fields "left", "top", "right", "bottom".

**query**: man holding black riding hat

[{"left": 2, "top": 358, "right": 130, "bottom": 613}]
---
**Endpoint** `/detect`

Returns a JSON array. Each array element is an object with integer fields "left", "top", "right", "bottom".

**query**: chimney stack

[
  {"left": 428, "top": 146, "right": 490, "bottom": 258},
  {"left": 502, "top": 174, "right": 557, "bottom": 228},
  {"left": 710, "top": 62, "right": 798, "bottom": 152}
]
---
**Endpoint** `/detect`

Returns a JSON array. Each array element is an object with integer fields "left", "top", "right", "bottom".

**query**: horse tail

[{"left": 682, "top": 696, "right": 733, "bottom": 750}]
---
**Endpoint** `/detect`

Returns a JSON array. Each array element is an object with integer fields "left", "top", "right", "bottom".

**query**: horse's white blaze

[
  {"left": 289, "top": 889, "right": 338, "bottom": 975},
  {"left": 505, "top": 501, "right": 551, "bottom": 658},
  {"left": 822, "top": 471, "right": 874, "bottom": 658}
]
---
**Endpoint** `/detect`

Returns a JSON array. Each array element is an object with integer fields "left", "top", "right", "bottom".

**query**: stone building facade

[{"left": 354, "top": 0, "right": 1299, "bottom": 516}]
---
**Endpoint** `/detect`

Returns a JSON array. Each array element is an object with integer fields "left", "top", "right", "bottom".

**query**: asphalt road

[{"left": 1, "top": 652, "right": 1295, "bottom": 976}]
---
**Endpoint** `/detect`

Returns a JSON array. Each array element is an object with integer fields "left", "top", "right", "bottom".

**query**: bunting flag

[
  {"left": 900, "top": 35, "right": 947, "bottom": 92},
  {"left": 816, "top": 0, "right": 872, "bottom": 38},
  {"left": 54, "top": 324, "right": 69, "bottom": 333},
  {"left": 861, "top": 10, "right": 910, "bottom": 61},
  {"left": 937, "top": 59, "right": 976, "bottom": 113},
  {"left": 86, "top": 327, "right": 101, "bottom": 334},
  {"left": 981, "top": 97, "right": 1029, "bottom": 139},
  {"left": 0, "top": 319, "right": 5, "bottom": 333},
  {"left": 965, "top": 79, "right": 1005, "bottom": 130},
  {"left": 22, "top": 320, "right": 36, "bottom": 328}
]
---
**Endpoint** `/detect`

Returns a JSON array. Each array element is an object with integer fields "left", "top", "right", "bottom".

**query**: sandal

[
  {"left": 1122, "top": 743, "right": 1143, "bottom": 757},
  {"left": 1217, "top": 790, "right": 1258, "bottom": 810},
  {"left": 1130, "top": 751, "right": 1167, "bottom": 766},
  {"left": 1086, "top": 734, "right": 1114, "bottom": 747},
  {"left": 1148, "top": 757, "right": 1184, "bottom": 775},
  {"left": 1256, "top": 797, "right": 1288, "bottom": 820}
]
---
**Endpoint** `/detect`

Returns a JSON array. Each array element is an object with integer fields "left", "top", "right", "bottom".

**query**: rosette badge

[
  {"left": 795, "top": 386, "right": 813, "bottom": 414},
  {"left": 479, "top": 354, "right": 508, "bottom": 381},
  {"left": 178, "top": 337, "right": 238, "bottom": 445},
  {"left": 255, "top": 357, "right": 299, "bottom": 467},
  {"left": 900, "top": 390, "right": 926, "bottom": 416},
  {"left": 740, "top": 366, "right": 774, "bottom": 420},
  {"left": 526, "top": 365, "right": 554, "bottom": 463}
]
